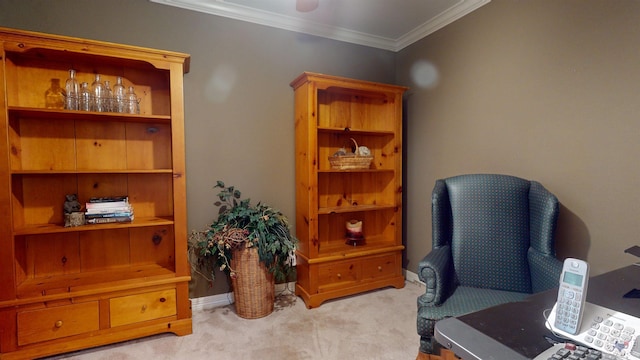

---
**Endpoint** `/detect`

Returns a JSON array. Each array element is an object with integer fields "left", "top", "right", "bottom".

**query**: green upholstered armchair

[{"left": 416, "top": 174, "right": 563, "bottom": 354}]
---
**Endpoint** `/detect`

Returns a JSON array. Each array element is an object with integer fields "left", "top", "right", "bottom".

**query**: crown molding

[
  {"left": 393, "top": 0, "right": 491, "bottom": 51},
  {"left": 150, "top": 0, "right": 490, "bottom": 52}
]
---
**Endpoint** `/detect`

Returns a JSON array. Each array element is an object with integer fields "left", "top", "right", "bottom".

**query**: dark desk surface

[{"left": 438, "top": 264, "right": 640, "bottom": 359}]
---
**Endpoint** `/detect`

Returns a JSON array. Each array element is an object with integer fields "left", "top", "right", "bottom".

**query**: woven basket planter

[
  {"left": 230, "top": 246, "right": 275, "bottom": 319},
  {"left": 328, "top": 138, "right": 373, "bottom": 170}
]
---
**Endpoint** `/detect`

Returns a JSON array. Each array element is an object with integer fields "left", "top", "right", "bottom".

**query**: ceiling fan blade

[{"left": 296, "top": 0, "right": 319, "bottom": 12}]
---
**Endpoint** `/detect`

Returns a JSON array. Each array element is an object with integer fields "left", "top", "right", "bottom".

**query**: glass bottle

[
  {"left": 103, "top": 80, "right": 113, "bottom": 112},
  {"left": 113, "top": 76, "right": 126, "bottom": 113},
  {"left": 65, "top": 69, "right": 79, "bottom": 110},
  {"left": 91, "top": 74, "right": 105, "bottom": 112},
  {"left": 79, "top": 82, "right": 92, "bottom": 111},
  {"left": 45, "top": 78, "right": 65, "bottom": 109},
  {"left": 126, "top": 86, "right": 139, "bottom": 114}
]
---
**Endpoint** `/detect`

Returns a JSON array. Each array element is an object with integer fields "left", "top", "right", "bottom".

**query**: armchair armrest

[
  {"left": 418, "top": 245, "right": 453, "bottom": 306},
  {"left": 528, "top": 248, "right": 563, "bottom": 293}
]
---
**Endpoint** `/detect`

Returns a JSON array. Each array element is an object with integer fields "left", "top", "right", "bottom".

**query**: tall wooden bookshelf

[
  {"left": 0, "top": 27, "right": 192, "bottom": 359},
  {"left": 290, "top": 72, "right": 408, "bottom": 308}
]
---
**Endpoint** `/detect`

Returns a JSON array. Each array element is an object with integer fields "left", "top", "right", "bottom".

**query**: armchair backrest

[{"left": 432, "top": 174, "right": 559, "bottom": 294}]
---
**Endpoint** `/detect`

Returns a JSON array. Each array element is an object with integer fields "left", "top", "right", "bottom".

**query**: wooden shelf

[
  {"left": 318, "top": 168, "right": 394, "bottom": 174},
  {"left": 317, "top": 126, "right": 395, "bottom": 136},
  {"left": 8, "top": 106, "right": 172, "bottom": 123},
  {"left": 13, "top": 216, "right": 174, "bottom": 236},
  {"left": 7, "top": 265, "right": 182, "bottom": 306},
  {"left": 11, "top": 169, "right": 174, "bottom": 175},
  {"left": 314, "top": 238, "right": 404, "bottom": 261},
  {"left": 318, "top": 204, "right": 396, "bottom": 215}
]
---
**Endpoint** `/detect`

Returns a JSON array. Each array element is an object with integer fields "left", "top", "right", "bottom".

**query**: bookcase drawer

[
  {"left": 110, "top": 289, "right": 176, "bottom": 327},
  {"left": 362, "top": 254, "right": 398, "bottom": 280},
  {"left": 318, "top": 260, "right": 361, "bottom": 290},
  {"left": 17, "top": 301, "right": 99, "bottom": 345}
]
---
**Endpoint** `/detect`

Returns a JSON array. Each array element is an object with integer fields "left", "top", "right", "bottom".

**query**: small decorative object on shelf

[
  {"left": 84, "top": 196, "right": 134, "bottom": 224},
  {"left": 328, "top": 138, "right": 373, "bottom": 170},
  {"left": 45, "top": 78, "right": 65, "bottom": 109},
  {"left": 127, "top": 86, "right": 140, "bottom": 114},
  {"left": 345, "top": 219, "right": 365, "bottom": 246},
  {"left": 91, "top": 73, "right": 106, "bottom": 112},
  {"left": 103, "top": 80, "right": 113, "bottom": 112},
  {"left": 65, "top": 69, "right": 79, "bottom": 110},
  {"left": 79, "top": 81, "right": 91, "bottom": 111},
  {"left": 60, "top": 70, "right": 141, "bottom": 113},
  {"left": 63, "top": 194, "right": 84, "bottom": 227},
  {"left": 113, "top": 76, "right": 127, "bottom": 113}
]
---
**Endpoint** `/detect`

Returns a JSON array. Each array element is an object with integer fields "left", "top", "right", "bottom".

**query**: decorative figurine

[
  {"left": 345, "top": 219, "right": 365, "bottom": 246},
  {"left": 63, "top": 194, "right": 81, "bottom": 213},
  {"left": 63, "top": 194, "right": 84, "bottom": 227}
]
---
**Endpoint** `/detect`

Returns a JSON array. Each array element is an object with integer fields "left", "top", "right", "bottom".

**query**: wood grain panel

[
  {"left": 75, "top": 120, "right": 126, "bottom": 170},
  {"left": 125, "top": 122, "right": 171, "bottom": 170},
  {"left": 27, "top": 233, "right": 80, "bottom": 278},
  {"left": 129, "top": 226, "right": 175, "bottom": 268},
  {"left": 77, "top": 173, "right": 128, "bottom": 205},
  {"left": 9, "top": 116, "right": 76, "bottom": 171},
  {"left": 128, "top": 173, "right": 173, "bottom": 217},
  {"left": 79, "top": 229, "right": 130, "bottom": 271},
  {"left": 17, "top": 174, "right": 77, "bottom": 226}
]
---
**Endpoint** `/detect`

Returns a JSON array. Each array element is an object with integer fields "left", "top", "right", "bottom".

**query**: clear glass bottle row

[{"left": 64, "top": 69, "right": 140, "bottom": 114}]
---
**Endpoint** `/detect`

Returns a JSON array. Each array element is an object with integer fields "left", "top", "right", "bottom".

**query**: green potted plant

[{"left": 189, "top": 181, "right": 297, "bottom": 318}]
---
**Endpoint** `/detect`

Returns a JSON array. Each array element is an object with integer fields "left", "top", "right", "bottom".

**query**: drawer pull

[
  {"left": 378, "top": 266, "right": 383, "bottom": 271},
  {"left": 160, "top": 297, "right": 166, "bottom": 302},
  {"left": 54, "top": 320, "right": 63, "bottom": 328},
  {"left": 141, "top": 305, "right": 147, "bottom": 312},
  {"left": 337, "top": 273, "right": 342, "bottom": 279}
]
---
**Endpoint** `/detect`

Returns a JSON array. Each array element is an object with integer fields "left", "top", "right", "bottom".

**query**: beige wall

[
  {"left": 397, "top": 0, "right": 640, "bottom": 276},
  {"left": 1, "top": 0, "right": 638, "bottom": 299}
]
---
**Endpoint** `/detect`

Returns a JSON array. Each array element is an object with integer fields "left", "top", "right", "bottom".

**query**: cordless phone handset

[{"left": 553, "top": 258, "right": 589, "bottom": 335}]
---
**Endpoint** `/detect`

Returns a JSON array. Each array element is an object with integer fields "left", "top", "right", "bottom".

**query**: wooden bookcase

[
  {"left": 0, "top": 27, "right": 192, "bottom": 359},
  {"left": 290, "top": 72, "right": 408, "bottom": 308}
]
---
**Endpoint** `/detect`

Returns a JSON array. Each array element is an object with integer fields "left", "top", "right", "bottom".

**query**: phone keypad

[
  {"left": 555, "top": 287, "right": 583, "bottom": 333},
  {"left": 584, "top": 316, "right": 637, "bottom": 357},
  {"left": 534, "top": 342, "right": 625, "bottom": 360},
  {"left": 549, "top": 301, "right": 640, "bottom": 359}
]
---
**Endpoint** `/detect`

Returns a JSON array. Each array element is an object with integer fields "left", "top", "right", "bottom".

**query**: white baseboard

[
  {"left": 190, "top": 273, "right": 424, "bottom": 311},
  {"left": 404, "top": 269, "right": 425, "bottom": 286},
  {"left": 190, "top": 292, "right": 234, "bottom": 311},
  {"left": 190, "top": 281, "right": 296, "bottom": 311}
]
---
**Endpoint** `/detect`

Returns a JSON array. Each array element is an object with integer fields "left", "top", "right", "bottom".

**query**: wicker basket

[
  {"left": 230, "top": 246, "right": 275, "bottom": 319},
  {"left": 328, "top": 138, "right": 373, "bottom": 170}
]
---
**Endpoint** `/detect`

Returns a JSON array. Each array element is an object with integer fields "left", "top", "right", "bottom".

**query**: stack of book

[{"left": 85, "top": 196, "right": 134, "bottom": 224}]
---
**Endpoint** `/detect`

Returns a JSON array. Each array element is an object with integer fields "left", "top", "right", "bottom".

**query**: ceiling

[{"left": 150, "top": 0, "right": 490, "bottom": 52}]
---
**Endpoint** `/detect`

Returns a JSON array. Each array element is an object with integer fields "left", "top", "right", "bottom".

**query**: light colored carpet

[{"left": 45, "top": 281, "right": 424, "bottom": 360}]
